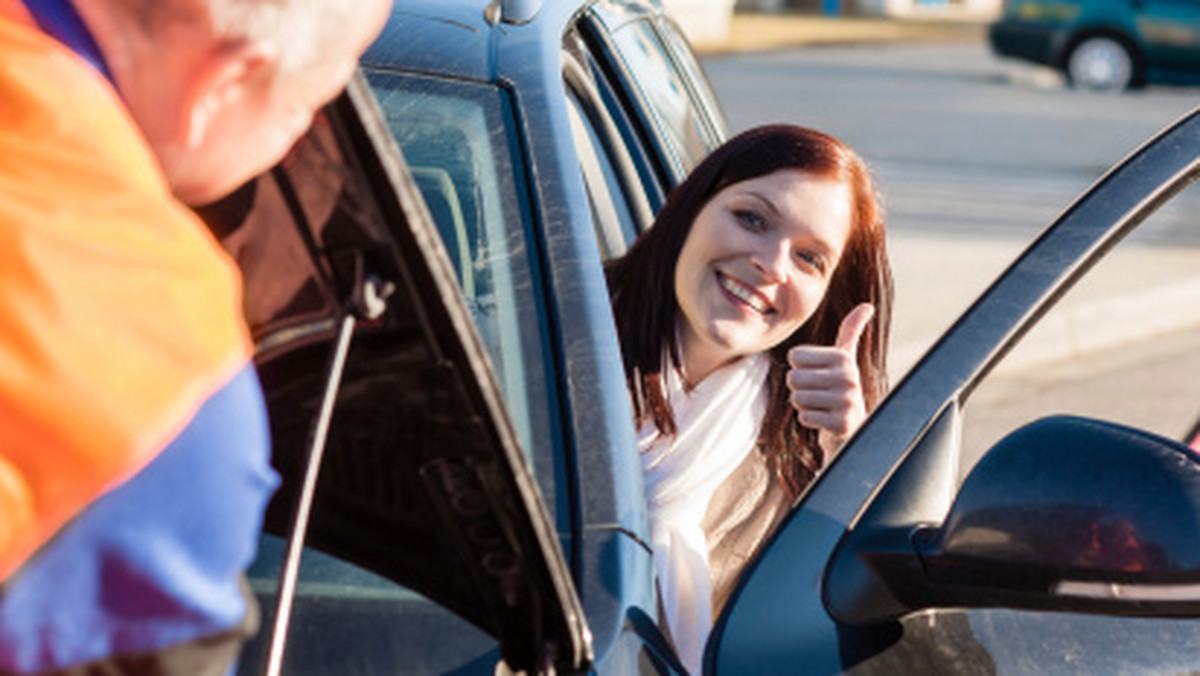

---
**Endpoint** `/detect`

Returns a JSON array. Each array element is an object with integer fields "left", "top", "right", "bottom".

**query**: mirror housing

[{"left": 826, "top": 415, "right": 1200, "bottom": 625}]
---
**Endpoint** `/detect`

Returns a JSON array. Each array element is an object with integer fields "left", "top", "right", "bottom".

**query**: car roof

[{"left": 363, "top": 0, "right": 588, "bottom": 82}]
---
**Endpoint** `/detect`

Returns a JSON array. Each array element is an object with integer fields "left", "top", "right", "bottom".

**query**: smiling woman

[
  {"left": 673, "top": 170, "right": 854, "bottom": 383},
  {"left": 605, "top": 124, "right": 893, "bottom": 672}
]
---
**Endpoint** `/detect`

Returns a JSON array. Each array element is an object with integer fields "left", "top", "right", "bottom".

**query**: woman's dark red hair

[{"left": 606, "top": 124, "right": 892, "bottom": 498}]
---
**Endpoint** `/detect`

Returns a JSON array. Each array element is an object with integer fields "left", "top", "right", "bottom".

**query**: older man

[{"left": 0, "top": 0, "right": 390, "bottom": 672}]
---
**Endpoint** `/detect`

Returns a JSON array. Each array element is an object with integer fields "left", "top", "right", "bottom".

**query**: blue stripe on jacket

[{"left": 0, "top": 365, "right": 279, "bottom": 672}]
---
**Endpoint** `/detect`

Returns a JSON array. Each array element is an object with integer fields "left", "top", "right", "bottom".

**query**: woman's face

[{"left": 674, "top": 169, "right": 854, "bottom": 382}]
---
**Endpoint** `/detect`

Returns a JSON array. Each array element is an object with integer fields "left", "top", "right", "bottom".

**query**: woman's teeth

[{"left": 719, "top": 274, "right": 770, "bottom": 313}]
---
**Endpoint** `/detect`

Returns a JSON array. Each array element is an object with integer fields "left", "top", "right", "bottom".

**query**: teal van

[{"left": 989, "top": 0, "right": 1200, "bottom": 90}]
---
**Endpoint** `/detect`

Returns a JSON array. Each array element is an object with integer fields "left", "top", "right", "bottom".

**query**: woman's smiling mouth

[{"left": 717, "top": 272, "right": 774, "bottom": 315}]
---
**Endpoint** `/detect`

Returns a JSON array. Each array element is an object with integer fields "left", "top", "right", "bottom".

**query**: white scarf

[{"left": 639, "top": 353, "right": 769, "bottom": 674}]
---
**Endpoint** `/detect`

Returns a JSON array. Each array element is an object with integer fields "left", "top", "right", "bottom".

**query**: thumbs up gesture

[{"left": 786, "top": 303, "right": 874, "bottom": 456}]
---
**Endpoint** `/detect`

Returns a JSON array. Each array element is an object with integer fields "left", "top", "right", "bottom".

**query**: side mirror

[{"left": 826, "top": 415, "right": 1200, "bottom": 625}]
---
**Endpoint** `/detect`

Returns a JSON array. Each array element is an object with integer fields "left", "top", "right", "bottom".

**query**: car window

[
  {"left": 564, "top": 26, "right": 667, "bottom": 221},
  {"left": 565, "top": 87, "right": 641, "bottom": 259},
  {"left": 656, "top": 16, "right": 729, "bottom": 140},
  {"left": 604, "top": 16, "right": 714, "bottom": 177},
  {"left": 362, "top": 70, "right": 558, "bottom": 507},
  {"left": 960, "top": 183, "right": 1200, "bottom": 479}
]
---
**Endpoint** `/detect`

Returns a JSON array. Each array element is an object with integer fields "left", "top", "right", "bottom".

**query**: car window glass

[
  {"left": 566, "top": 89, "right": 636, "bottom": 259},
  {"left": 564, "top": 27, "right": 667, "bottom": 220},
  {"left": 362, "top": 70, "right": 557, "bottom": 504},
  {"left": 607, "top": 18, "right": 712, "bottom": 175},
  {"left": 656, "top": 17, "right": 728, "bottom": 140},
  {"left": 960, "top": 182, "right": 1200, "bottom": 479}
]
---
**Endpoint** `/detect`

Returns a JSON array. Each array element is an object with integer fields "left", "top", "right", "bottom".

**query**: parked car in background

[
  {"left": 989, "top": 0, "right": 1200, "bottom": 91},
  {"left": 195, "top": 0, "right": 1200, "bottom": 671}
]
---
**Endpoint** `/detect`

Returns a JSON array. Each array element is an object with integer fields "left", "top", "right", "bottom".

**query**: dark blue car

[{"left": 192, "top": 1, "right": 1200, "bottom": 673}]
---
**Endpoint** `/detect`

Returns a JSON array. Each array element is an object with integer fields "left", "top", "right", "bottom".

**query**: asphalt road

[
  {"left": 703, "top": 41, "right": 1198, "bottom": 187},
  {"left": 703, "top": 41, "right": 1199, "bottom": 242}
]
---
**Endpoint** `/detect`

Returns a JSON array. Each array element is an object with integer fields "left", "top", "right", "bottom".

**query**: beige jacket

[{"left": 702, "top": 447, "right": 790, "bottom": 618}]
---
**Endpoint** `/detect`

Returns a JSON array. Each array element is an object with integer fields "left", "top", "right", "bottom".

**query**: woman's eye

[
  {"left": 794, "top": 250, "right": 827, "bottom": 274},
  {"left": 734, "top": 209, "right": 766, "bottom": 232}
]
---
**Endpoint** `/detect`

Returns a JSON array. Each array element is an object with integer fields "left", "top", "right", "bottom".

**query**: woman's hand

[{"left": 786, "top": 303, "right": 874, "bottom": 456}]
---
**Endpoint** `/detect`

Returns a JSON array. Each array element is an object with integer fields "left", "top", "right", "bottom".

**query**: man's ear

[{"left": 180, "top": 40, "right": 279, "bottom": 149}]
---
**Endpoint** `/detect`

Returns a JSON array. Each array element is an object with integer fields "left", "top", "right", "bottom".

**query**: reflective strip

[{"left": 0, "top": 367, "right": 277, "bottom": 672}]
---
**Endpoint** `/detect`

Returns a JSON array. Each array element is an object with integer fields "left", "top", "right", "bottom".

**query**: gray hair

[{"left": 205, "top": 0, "right": 356, "bottom": 71}]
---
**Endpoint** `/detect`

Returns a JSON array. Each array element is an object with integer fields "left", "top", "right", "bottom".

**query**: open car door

[
  {"left": 709, "top": 108, "right": 1200, "bottom": 673},
  {"left": 196, "top": 75, "right": 591, "bottom": 675}
]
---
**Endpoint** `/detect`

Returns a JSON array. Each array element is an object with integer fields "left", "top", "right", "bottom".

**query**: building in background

[{"left": 662, "top": 0, "right": 738, "bottom": 43}]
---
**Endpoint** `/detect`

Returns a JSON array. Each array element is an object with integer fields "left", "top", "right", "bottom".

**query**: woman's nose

[{"left": 752, "top": 237, "right": 791, "bottom": 282}]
